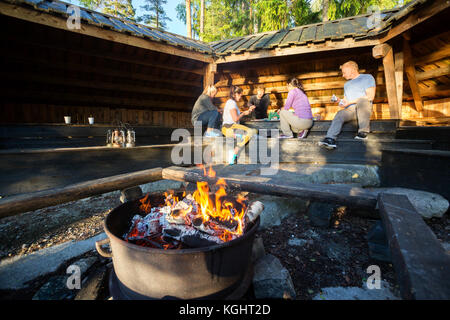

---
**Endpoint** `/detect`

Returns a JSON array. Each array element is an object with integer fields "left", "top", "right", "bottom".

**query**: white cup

[
  {"left": 64, "top": 116, "right": 71, "bottom": 124},
  {"left": 88, "top": 117, "right": 94, "bottom": 125}
]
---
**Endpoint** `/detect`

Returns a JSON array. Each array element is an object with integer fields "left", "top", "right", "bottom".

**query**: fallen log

[
  {"left": 161, "top": 166, "right": 378, "bottom": 210},
  {"left": 0, "top": 167, "right": 163, "bottom": 219},
  {"left": 378, "top": 193, "right": 450, "bottom": 300}
]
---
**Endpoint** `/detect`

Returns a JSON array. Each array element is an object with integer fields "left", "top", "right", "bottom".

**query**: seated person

[
  {"left": 319, "top": 61, "right": 376, "bottom": 149},
  {"left": 222, "top": 85, "right": 257, "bottom": 165},
  {"left": 248, "top": 85, "right": 271, "bottom": 119},
  {"left": 278, "top": 78, "right": 313, "bottom": 139},
  {"left": 191, "top": 85, "right": 222, "bottom": 137}
]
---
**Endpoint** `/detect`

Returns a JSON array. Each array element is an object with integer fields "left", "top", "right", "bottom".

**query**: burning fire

[{"left": 123, "top": 165, "right": 262, "bottom": 249}]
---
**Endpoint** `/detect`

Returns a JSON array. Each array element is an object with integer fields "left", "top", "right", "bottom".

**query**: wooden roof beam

[
  {"left": 378, "top": 0, "right": 450, "bottom": 44},
  {"left": 215, "top": 38, "right": 380, "bottom": 64}
]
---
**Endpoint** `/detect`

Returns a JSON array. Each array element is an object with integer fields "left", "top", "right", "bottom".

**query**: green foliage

[
  {"left": 312, "top": 0, "right": 413, "bottom": 21},
  {"left": 174, "top": 0, "right": 414, "bottom": 42},
  {"left": 137, "top": 0, "right": 172, "bottom": 30},
  {"left": 101, "top": 0, "right": 136, "bottom": 20}
]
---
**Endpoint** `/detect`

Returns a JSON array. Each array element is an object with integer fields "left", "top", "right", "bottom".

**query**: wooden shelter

[{"left": 0, "top": 0, "right": 449, "bottom": 126}]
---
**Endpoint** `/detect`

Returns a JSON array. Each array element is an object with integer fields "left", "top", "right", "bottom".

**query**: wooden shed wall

[
  {"left": 0, "top": 15, "right": 203, "bottom": 127},
  {"left": 214, "top": 30, "right": 450, "bottom": 122}
]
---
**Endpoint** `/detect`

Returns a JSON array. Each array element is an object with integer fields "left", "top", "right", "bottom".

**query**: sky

[{"left": 67, "top": 0, "right": 188, "bottom": 36}]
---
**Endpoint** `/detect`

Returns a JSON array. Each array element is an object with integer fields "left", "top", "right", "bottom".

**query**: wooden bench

[{"left": 378, "top": 193, "right": 450, "bottom": 299}]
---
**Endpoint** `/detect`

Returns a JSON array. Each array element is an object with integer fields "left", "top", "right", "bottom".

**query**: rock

[
  {"left": 251, "top": 237, "right": 265, "bottom": 263},
  {"left": 32, "top": 276, "right": 74, "bottom": 300},
  {"left": 253, "top": 254, "right": 296, "bottom": 299},
  {"left": 288, "top": 238, "right": 307, "bottom": 247},
  {"left": 75, "top": 266, "right": 108, "bottom": 300},
  {"left": 72, "top": 256, "right": 98, "bottom": 276},
  {"left": 326, "top": 241, "right": 352, "bottom": 263},
  {"left": 119, "top": 186, "right": 143, "bottom": 203},
  {"left": 370, "top": 187, "right": 449, "bottom": 219},
  {"left": 308, "top": 202, "right": 335, "bottom": 228},
  {"left": 140, "top": 180, "right": 183, "bottom": 194},
  {"left": 441, "top": 242, "right": 450, "bottom": 255},
  {"left": 313, "top": 280, "right": 399, "bottom": 300},
  {"left": 366, "top": 220, "right": 392, "bottom": 262},
  {"left": 251, "top": 194, "right": 309, "bottom": 229},
  {"left": 0, "top": 233, "right": 106, "bottom": 290}
]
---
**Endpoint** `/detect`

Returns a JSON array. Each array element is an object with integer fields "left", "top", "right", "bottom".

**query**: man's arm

[
  {"left": 340, "top": 86, "right": 376, "bottom": 107},
  {"left": 365, "top": 86, "right": 376, "bottom": 102}
]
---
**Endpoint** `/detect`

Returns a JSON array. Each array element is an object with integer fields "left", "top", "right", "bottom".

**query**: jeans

[
  {"left": 326, "top": 98, "right": 372, "bottom": 139},
  {"left": 195, "top": 110, "right": 222, "bottom": 130}
]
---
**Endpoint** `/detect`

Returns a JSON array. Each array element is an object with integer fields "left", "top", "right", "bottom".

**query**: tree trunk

[
  {"left": 200, "top": 0, "right": 205, "bottom": 39},
  {"left": 322, "top": 0, "right": 329, "bottom": 22},
  {"left": 186, "top": 0, "right": 192, "bottom": 38},
  {"left": 156, "top": 8, "right": 159, "bottom": 29}
]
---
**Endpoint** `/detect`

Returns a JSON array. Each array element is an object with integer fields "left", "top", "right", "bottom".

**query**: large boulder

[
  {"left": 250, "top": 194, "right": 309, "bottom": 229},
  {"left": 313, "top": 281, "right": 399, "bottom": 300},
  {"left": 370, "top": 187, "right": 449, "bottom": 219},
  {"left": 253, "top": 254, "right": 296, "bottom": 299}
]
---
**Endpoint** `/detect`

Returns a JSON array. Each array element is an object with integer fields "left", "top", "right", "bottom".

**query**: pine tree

[
  {"left": 138, "top": 0, "right": 171, "bottom": 30},
  {"left": 186, "top": 0, "right": 192, "bottom": 38},
  {"left": 101, "top": 0, "right": 136, "bottom": 20}
]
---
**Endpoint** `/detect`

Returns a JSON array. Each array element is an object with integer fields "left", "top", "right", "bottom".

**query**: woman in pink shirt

[{"left": 279, "top": 78, "right": 313, "bottom": 139}]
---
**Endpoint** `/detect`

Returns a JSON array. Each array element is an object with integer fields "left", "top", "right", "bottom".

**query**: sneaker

[
  {"left": 228, "top": 153, "right": 238, "bottom": 165},
  {"left": 204, "top": 131, "right": 221, "bottom": 138},
  {"left": 354, "top": 132, "right": 368, "bottom": 140},
  {"left": 318, "top": 137, "right": 337, "bottom": 149},
  {"left": 297, "top": 130, "right": 309, "bottom": 139},
  {"left": 279, "top": 134, "right": 294, "bottom": 139}
]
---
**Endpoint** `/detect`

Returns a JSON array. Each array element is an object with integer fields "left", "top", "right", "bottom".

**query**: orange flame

[
  {"left": 190, "top": 165, "right": 247, "bottom": 241},
  {"left": 139, "top": 194, "right": 151, "bottom": 213}
]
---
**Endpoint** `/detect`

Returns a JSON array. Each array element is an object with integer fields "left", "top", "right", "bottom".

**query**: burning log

[
  {"left": 245, "top": 201, "right": 264, "bottom": 224},
  {"left": 123, "top": 165, "right": 264, "bottom": 249}
]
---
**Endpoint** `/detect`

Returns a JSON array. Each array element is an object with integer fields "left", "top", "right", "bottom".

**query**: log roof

[
  {"left": 210, "top": 0, "right": 431, "bottom": 56},
  {"left": 0, "top": 0, "right": 445, "bottom": 62},
  {"left": 2, "top": 0, "right": 213, "bottom": 54}
]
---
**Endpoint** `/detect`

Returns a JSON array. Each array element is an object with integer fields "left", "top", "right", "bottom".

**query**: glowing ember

[{"left": 123, "top": 165, "right": 264, "bottom": 249}]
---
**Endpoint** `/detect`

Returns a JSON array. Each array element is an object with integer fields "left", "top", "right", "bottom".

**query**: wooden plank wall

[
  {"left": 214, "top": 31, "right": 450, "bottom": 122},
  {"left": 0, "top": 15, "right": 201, "bottom": 128},
  {"left": 1, "top": 103, "right": 193, "bottom": 128}
]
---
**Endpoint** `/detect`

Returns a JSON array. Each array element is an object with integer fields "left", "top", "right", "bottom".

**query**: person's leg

[
  {"left": 231, "top": 124, "right": 256, "bottom": 147},
  {"left": 290, "top": 118, "right": 313, "bottom": 133},
  {"left": 206, "top": 110, "right": 222, "bottom": 130},
  {"left": 355, "top": 98, "right": 372, "bottom": 134},
  {"left": 197, "top": 110, "right": 222, "bottom": 130},
  {"left": 279, "top": 110, "right": 294, "bottom": 136},
  {"left": 325, "top": 106, "right": 356, "bottom": 140}
]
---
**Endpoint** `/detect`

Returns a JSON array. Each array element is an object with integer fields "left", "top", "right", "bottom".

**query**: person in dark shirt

[
  {"left": 191, "top": 85, "right": 222, "bottom": 137},
  {"left": 248, "top": 85, "right": 271, "bottom": 119}
]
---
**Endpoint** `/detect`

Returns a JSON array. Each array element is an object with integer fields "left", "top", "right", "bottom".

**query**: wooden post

[
  {"left": 403, "top": 34, "right": 424, "bottom": 117},
  {"left": 394, "top": 51, "right": 404, "bottom": 118},
  {"left": 373, "top": 43, "right": 400, "bottom": 119},
  {"left": 204, "top": 63, "right": 217, "bottom": 89}
]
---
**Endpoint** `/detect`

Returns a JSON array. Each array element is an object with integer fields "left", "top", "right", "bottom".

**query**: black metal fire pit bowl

[{"left": 96, "top": 192, "right": 260, "bottom": 300}]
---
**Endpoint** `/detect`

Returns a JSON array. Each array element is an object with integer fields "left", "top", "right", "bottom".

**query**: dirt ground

[{"left": 0, "top": 189, "right": 448, "bottom": 300}]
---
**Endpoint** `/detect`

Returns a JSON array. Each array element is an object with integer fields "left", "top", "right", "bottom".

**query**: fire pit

[{"left": 96, "top": 171, "right": 263, "bottom": 300}]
